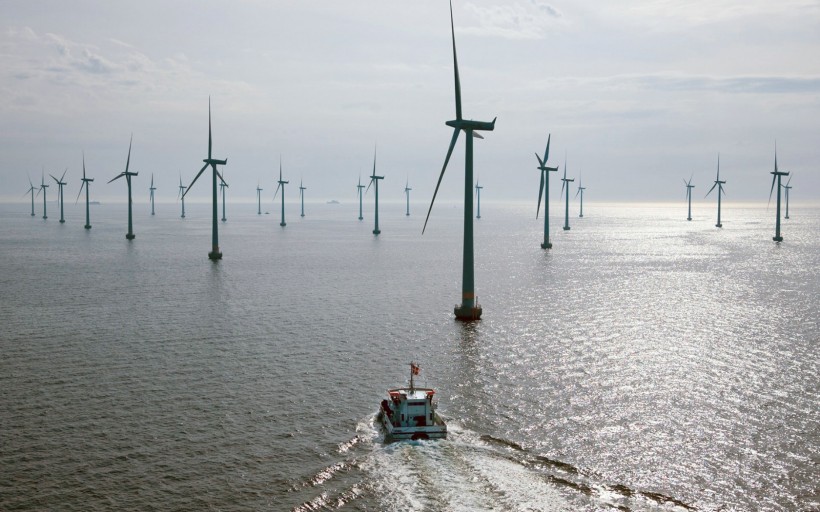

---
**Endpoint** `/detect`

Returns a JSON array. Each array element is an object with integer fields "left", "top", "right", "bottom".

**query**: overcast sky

[{"left": 2, "top": 0, "right": 819, "bottom": 206}]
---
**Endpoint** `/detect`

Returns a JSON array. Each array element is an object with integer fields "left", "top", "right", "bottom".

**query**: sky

[{"left": 2, "top": 0, "right": 819, "bottom": 206}]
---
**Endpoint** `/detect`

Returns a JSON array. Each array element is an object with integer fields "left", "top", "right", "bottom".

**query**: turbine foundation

[
  {"left": 541, "top": 242, "right": 552, "bottom": 249},
  {"left": 454, "top": 303, "right": 482, "bottom": 321},
  {"left": 209, "top": 247, "right": 222, "bottom": 260},
  {"left": 373, "top": 229, "right": 381, "bottom": 235},
  {"left": 716, "top": 223, "right": 722, "bottom": 228},
  {"left": 772, "top": 236, "right": 783, "bottom": 242},
  {"left": 563, "top": 226, "right": 571, "bottom": 231},
  {"left": 59, "top": 219, "right": 65, "bottom": 224},
  {"left": 126, "top": 233, "right": 135, "bottom": 240},
  {"left": 280, "top": 222, "right": 286, "bottom": 227},
  {"left": 84, "top": 225, "right": 91, "bottom": 230}
]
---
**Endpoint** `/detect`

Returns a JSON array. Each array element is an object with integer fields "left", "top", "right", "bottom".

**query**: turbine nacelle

[{"left": 446, "top": 117, "right": 497, "bottom": 133}]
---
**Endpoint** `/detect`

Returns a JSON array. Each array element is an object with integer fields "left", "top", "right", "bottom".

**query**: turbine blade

[
  {"left": 83, "top": 152, "right": 87, "bottom": 180},
  {"left": 273, "top": 182, "right": 281, "bottom": 200},
  {"left": 208, "top": 97, "right": 213, "bottom": 160},
  {"left": 50, "top": 174, "right": 58, "bottom": 183},
  {"left": 183, "top": 162, "right": 210, "bottom": 197},
  {"left": 767, "top": 174, "right": 776, "bottom": 206},
  {"left": 536, "top": 170, "right": 544, "bottom": 219},
  {"left": 60, "top": 168, "right": 67, "bottom": 181},
  {"left": 423, "top": 128, "right": 460, "bottom": 234},
  {"left": 75, "top": 182, "right": 85, "bottom": 204},
  {"left": 705, "top": 182, "right": 717, "bottom": 198},
  {"left": 473, "top": 132, "right": 484, "bottom": 139},
  {"left": 450, "top": 0, "right": 462, "bottom": 121},
  {"left": 575, "top": 186, "right": 581, "bottom": 199},
  {"left": 535, "top": 152, "right": 544, "bottom": 168},
  {"left": 216, "top": 170, "right": 227, "bottom": 186},
  {"left": 108, "top": 173, "right": 125, "bottom": 184},
  {"left": 365, "top": 177, "right": 373, "bottom": 195},
  {"left": 125, "top": 134, "right": 133, "bottom": 173},
  {"left": 543, "top": 134, "right": 551, "bottom": 163}
]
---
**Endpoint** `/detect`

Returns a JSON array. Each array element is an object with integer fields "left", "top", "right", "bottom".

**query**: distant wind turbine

[
  {"left": 108, "top": 135, "right": 138, "bottom": 239},
  {"left": 299, "top": 179, "right": 307, "bottom": 217},
  {"left": 183, "top": 98, "right": 228, "bottom": 260},
  {"left": 36, "top": 171, "right": 49, "bottom": 219},
  {"left": 149, "top": 173, "right": 156, "bottom": 215},
  {"left": 356, "top": 175, "right": 365, "bottom": 220},
  {"left": 474, "top": 180, "right": 482, "bottom": 219},
  {"left": 75, "top": 152, "right": 94, "bottom": 229},
  {"left": 422, "top": 0, "right": 496, "bottom": 321},
  {"left": 366, "top": 147, "right": 384, "bottom": 235},
  {"left": 50, "top": 169, "right": 68, "bottom": 223},
  {"left": 219, "top": 169, "right": 228, "bottom": 222},
  {"left": 783, "top": 175, "right": 792, "bottom": 220},
  {"left": 404, "top": 179, "right": 412, "bottom": 216},
  {"left": 560, "top": 156, "right": 574, "bottom": 231},
  {"left": 684, "top": 175, "right": 695, "bottom": 221},
  {"left": 274, "top": 157, "right": 288, "bottom": 227},
  {"left": 768, "top": 146, "right": 789, "bottom": 242},
  {"left": 575, "top": 173, "right": 586, "bottom": 218},
  {"left": 24, "top": 174, "right": 36, "bottom": 216},
  {"left": 256, "top": 182, "right": 263, "bottom": 215},
  {"left": 705, "top": 154, "right": 726, "bottom": 228},
  {"left": 535, "top": 134, "right": 559, "bottom": 249},
  {"left": 178, "top": 174, "right": 187, "bottom": 218}
]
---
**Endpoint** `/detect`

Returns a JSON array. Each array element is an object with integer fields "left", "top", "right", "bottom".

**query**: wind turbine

[
  {"left": 299, "top": 179, "right": 306, "bottom": 217},
  {"left": 75, "top": 152, "right": 94, "bottom": 229},
  {"left": 24, "top": 174, "right": 37, "bottom": 216},
  {"left": 575, "top": 174, "right": 586, "bottom": 218},
  {"left": 768, "top": 147, "right": 789, "bottom": 242},
  {"left": 422, "top": 0, "right": 497, "bottom": 321},
  {"left": 36, "top": 171, "right": 48, "bottom": 219},
  {"left": 783, "top": 175, "right": 792, "bottom": 220},
  {"left": 535, "top": 134, "right": 559, "bottom": 249},
  {"left": 50, "top": 169, "right": 68, "bottom": 223},
  {"left": 256, "top": 182, "right": 263, "bottom": 215},
  {"left": 684, "top": 175, "right": 695, "bottom": 221},
  {"left": 219, "top": 169, "right": 228, "bottom": 222},
  {"left": 149, "top": 173, "right": 156, "bottom": 215},
  {"left": 474, "top": 180, "right": 482, "bottom": 219},
  {"left": 273, "top": 157, "right": 288, "bottom": 227},
  {"left": 183, "top": 99, "right": 228, "bottom": 260},
  {"left": 178, "top": 174, "right": 187, "bottom": 218},
  {"left": 404, "top": 179, "right": 412, "bottom": 216},
  {"left": 366, "top": 147, "right": 384, "bottom": 235},
  {"left": 108, "top": 135, "right": 138, "bottom": 240},
  {"left": 560, "top": 155, "right": 574, "bottom": 231},
  {"left": 705, "top": 154, "right": 726, "bottom": 228},
  {"left": 356, "top": 175, "right": 365, "bottom": 220}
]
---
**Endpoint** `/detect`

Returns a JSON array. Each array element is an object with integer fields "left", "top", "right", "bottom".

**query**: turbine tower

[
  {"left": 37, "top": 171, "right": 49, "bottom": 219},
  {"left": 684, "top": 175, "right": 695, "bottom": 221},
  {"left": 183, "top": 98, "right": 228, "bottom": 260},
  {"left": 219, "top": 169, "right": 228, "bottom": 222},
  {"left": 256, "top": 182, "right": 263, "bottom": 215},
  {"left": 768, "top": 147, "right": 789, "bottom": 242},
  {"left": 535, "top": 134, "right": 558, "bottom": 249},
  {"left": 76, "top": 153, "right": 94, "bottom": 229},
  {"left": 705, "top": 154, "right": 726, "bottom": 228},
  {"left": 24, "top": 175, "right": 37, "bottom": 216},
  {"left": 474, "top": 181, "right": 482, "bottom": 219},
  {"left": 356, "top": 176, "right": 365, "bottom": 220},
  {"left": 299, "top": 179, "right": 306, "bottom": 217},
  {"left": 404, "top": 179, "right": 412, "bottom": 216},
  {"left": 560, "top": 156, "right": 574, "bottom": 231},
  {"left": 50, "top": 169, "right": 68, "bottom": 223},
  {"left": 178, "top": 174, "right": 187, "bottom": 218},
  {"left": 108, "top": 135, "right": 138, "bottom": 240},
  {"left": 783, "top": 176, "right": 792, "bottom": 220},
  {"left": 366, "top": 147, "right": 384, "bottom": 235},
  {"left": 575, "top": 176, "right": 586, "bottom": 218},
  {"left": 274, "top": 157, "right": 288, "bottom": 227},
  {"left": 423, "top": 0, "right": 496, "bottom": 321},
  {"left": 149, "top": 173, "right": 156, "bottom": 215}
]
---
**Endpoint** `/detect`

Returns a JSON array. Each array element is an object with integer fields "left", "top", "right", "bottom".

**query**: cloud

[{"left": 460, "top": 1, "right": 564, "bottom": 40}]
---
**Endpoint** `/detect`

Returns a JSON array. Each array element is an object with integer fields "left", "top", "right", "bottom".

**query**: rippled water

[{"left": 1, "top": 200, "right": 818, "bottom": 511}]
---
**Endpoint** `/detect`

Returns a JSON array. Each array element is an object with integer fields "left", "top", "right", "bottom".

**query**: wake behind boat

[{"left": 378, "top": 363, "right": 447, "bottom": 442}]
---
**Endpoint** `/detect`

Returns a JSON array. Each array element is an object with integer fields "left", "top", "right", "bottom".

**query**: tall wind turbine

[
  {"left": 75, "top": 152, "right": 94, "bottom": 229},
  {"left": 37, "top": 171, "right": 48, "bottom": 219},
  {"left": 575, "top": 171, "right": 586, "bottom": 218},
  {"left": 768, "top": 147, "right": 789, "bottom": 242},
  {"left": 422, "top": 0, "right": 497, "bottom": 321},
  {"left": 404, "top": 179, "right": 412, "bottom": 216},
  {"left": 24, "top": 175, "right": 37, "bottom": 216},
  {"left": 684, "top": 175, "right": 695, "bottom": 221},
  {"left": 183, "top": 99, "right": 228, "bottom": 260},
  {"left": 50, "top": 169, "right": 68, "bottom": 223},
  {"left": 474, "top": 181, "right": 482, "bottom": 219},
  {"left": 274, "top": 157, "right": 288, "bottom": 227},
  {"left": 535, "top": 134, "right": 559, "bottom": 248},
  {"left": 356, "top": 175, "right": 365, "bottom": 220},
  {"left": 219, "top": 169, "right": 228, "bottom": 222},
  {"left": 108, "top": 135, "right": 138, "bottom": 240},
  {"left": 705, "top": 154, "right": 726, "bottom": 228},
  {"left": 560, "top": 156, "right": 574, "bottom": 231},
  {"left": 783, "top": 175, "right": 792, "bottom": 220},
  {"left": 299, "top": 179, "right": 307, "bottom": 217},
  {"left": 178, "top": 174, "right": 187, "bottom": 218},
  {"left": 256, "top": 182, "right": 263, "bottom": 215},
  {"left": 366, "top": 147, "right": 384, "bottom": 235},
  {"left": 149, "top": 173, "right": 157, "bottom": 215}
]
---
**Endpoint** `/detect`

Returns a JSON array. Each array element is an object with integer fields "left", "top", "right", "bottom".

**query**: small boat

[{"left": 378, "top": 363, "right": 447, "bottom": 441}]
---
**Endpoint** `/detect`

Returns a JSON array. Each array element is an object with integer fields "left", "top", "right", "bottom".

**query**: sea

[{"left": 1, "top": 199, "right": 817, "bottom": 511}]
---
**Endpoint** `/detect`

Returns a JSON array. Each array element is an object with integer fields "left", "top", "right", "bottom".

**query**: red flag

[{"left": 411, "top": 363, "right": 420, "bottom": 375}]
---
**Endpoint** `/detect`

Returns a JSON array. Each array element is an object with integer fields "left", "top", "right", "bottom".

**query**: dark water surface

[{"left": 1, "top": 200, "right": 818, "bottom": 511}]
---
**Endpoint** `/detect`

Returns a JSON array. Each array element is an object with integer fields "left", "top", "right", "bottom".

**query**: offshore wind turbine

[
  {"left": 423, "top": 0, "right": 497, "bottom": 321},
  {"left": 705, "top": 154, "right": 726, "bottom": 228},
  {"left": 273, "top": 157, "right": 288, "bottom": 227},
  {"left": 560, "top": 156, "right": 574, "bottom": 231},
  {"left": 108, "top": 135, "right": 138, "bottom": 239},
  {"left": 24, "top": 175, "right": 37, "bottom": 216},
  {"left": 356, "top": 175, "right": 365, "bottom": 220},
  {"left": 575, "top": 175, "right": 586, "bottom": 218},
  {"left": 783, "top": 175, "right": 792, "bottom": 219},
  {"left": 535, "top": 134, "right": 559, "bottom": 249},
  {"left": 256, "top": 182, "right": 263, "bottom": 215},
  {"left": 366, "top": 147, "right": 384, "bottom": 235},
  {"left": 75, "top": 153, "right": 94, "bottom": 229},
  {"left": 768, "top": 148, "right": 789, "bottom": 242},
  {"left": 404, "top": 179, "right": 412, "bottom": 216},
  {"left": 178, "top": 174, "right": 187, "bottom": 218},
  {"left": 149, "top": 173, "right": 156, "bottom": 215},
  {"left": 37, "top": 171, "right": 48, "bottom": 219},
  {"left": 219, "top": 169, "right": 228, "bottom": 222},
  {"left": 474, "top": 181, "right": 482, "bottom": 219},
  {"left": 50, "top": 169, "right": 68, "bottom": 223},
  {"left": 183, "top": 99, "right": 228, "bottom": 260},
  {"left": 299, "top": 179, "right": 306, "bottom": 217},
  {"left": 684, "top": 175, "right": 695, "bottom": 221}
]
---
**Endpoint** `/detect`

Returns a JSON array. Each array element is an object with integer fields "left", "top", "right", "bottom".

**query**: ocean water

[{"left": 1, "top": 199, "right": 818, "bottom": 511}]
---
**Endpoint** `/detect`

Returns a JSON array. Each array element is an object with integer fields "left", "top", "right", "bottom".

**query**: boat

[{"left": 378, "top": 363, "right": 447, "bottom": 441}]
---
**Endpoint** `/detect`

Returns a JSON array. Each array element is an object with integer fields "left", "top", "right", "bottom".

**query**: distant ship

[
  {"left": 90, "top": 201, "right": 101, "bottom": 205},
  {"left": 378, "top": 363, "right": 447, "bottom": 441},
  {"left": 327, "top": 200, "right": 340, "bottom": 204}
]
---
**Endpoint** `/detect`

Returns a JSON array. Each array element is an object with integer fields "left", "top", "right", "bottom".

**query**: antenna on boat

[{"left": 410, "top": 362, "right": 420, "bottom": 391}]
